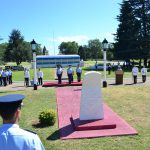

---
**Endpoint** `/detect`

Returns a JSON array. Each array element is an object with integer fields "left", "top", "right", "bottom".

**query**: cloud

[
  {"left": 104, "top": 32, "right": 115, "bottom": 42},
  {"left": 47, "top": 35, "right": 89, "bottom": 44},
  {"left": 56, "top": 35, "right": 89, "bottom": 43}
]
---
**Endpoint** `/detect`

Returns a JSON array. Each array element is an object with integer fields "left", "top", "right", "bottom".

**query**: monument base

[{"left": 70, "top": 117, "right": 116, "bottom": 131}]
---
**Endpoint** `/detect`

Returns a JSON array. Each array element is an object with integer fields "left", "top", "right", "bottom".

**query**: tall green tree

[
  {"left": 0, "top": 43, "right": 7, "bottom": 64},
  {"left": 130, "top": 0, "right": 150, "bottom": 66},
  {"left": 114, "top": 0, "right": 140, "bottom": 60},
  {"left": 78, "top": 45, "right": 89, "bottom": 60},
  {"left": 4, "top": 29, "right": 25, "bottom": 65},
  {"left": 4, "top": 29, "right": 43, "bottom": 65},
  {"left": 59, "top": 41, "right": 79, "bottom": 54},
  {"left": 87, "top": 39, "right": 102, "bottom": 60}
]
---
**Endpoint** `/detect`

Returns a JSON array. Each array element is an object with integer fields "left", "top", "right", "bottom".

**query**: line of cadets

[
  {"left": 0, "top": 68, "right": 12, "bottom": 86},
  {"left": 56, "top": 64, "right": 82, "bottom": 84},
  {"left": 24, "top": 64, "right": 82, "bottom": 87}
]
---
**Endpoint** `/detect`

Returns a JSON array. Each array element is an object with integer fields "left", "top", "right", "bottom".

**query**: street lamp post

[
  {"left": 31, "top": 39, "right": 37, "bottom": 90},
  {"left": 102, "top": 38, "right": 108, "bottom": 88}
]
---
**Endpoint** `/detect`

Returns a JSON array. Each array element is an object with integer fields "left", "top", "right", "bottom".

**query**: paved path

[{"left": 0, "top": 77, "right": 150, "bottom": 92}]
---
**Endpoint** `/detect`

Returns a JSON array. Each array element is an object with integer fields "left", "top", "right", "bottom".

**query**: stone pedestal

[{"left": 80, "top": 71, "right": 104, "bottom": 120}]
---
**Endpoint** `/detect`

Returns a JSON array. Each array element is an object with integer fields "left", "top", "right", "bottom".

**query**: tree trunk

[
  {"left": 144, "top": 58, "right": 147, "bottom": 67},
  {"left": 139, "top": 59, "right": 141, "bottom": 68}
]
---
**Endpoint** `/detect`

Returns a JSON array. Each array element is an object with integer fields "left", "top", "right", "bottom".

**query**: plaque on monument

[{"left": 79, "top": 71, "right": 104, "bottom": 120}]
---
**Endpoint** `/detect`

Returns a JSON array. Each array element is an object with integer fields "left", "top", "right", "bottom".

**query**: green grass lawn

[{"left": 0, "top": 85, "right": 150, "bottom": 150}]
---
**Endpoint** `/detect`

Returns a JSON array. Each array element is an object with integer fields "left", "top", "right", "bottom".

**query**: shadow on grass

[
  {"left": 109, "top": 83, "right": 119, "bottom": 86},
  {"left": 47, "top": 130, "right": 60, "bottom": 141},
  {"left": 125, "top": 82, "right": 144, "bottom": 85},
  {"left": 0, "top": 90, "right": 24, "bottom": 94},
  {"left": 32, "top": 122, "right": 53, "bottom": 128}
]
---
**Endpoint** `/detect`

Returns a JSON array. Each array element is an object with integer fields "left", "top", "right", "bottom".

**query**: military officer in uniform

[
  {"left": 132, "top": 65, "right": 139, "bottom": 84},
  {"left": 0, "top": 94, "right": 45, "bottom": 150},
  {"left": 76, "top": 64, "right": 82, "bottom": 82},
  {"left": 24, "top": 68, "right": 30, "bottom": 87},
  {"left": 37, "top": 68, "right": 43, "bottom": 85},
  {"left": 67, "top": 65, "right": 74, "bottom": 84},
  {"left": 0, "top": 68, "right": 3, "bottom": 86},
  {"left": 141, "top": 66, "right": 147, "bottom": 82},
  {"left": 56, "top": 64, "right": 63, "bottom": 84}
]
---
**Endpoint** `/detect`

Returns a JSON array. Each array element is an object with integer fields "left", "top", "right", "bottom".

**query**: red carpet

[
  {"left": 43, "top": 81, "right": 82, "bottom": 87},
  {"left": 56, "top": 87, "right": 138, "bottom": 139}
]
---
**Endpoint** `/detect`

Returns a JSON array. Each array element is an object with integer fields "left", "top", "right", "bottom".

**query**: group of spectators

[{"left": 0, "top": 67, "right": 12, "bottom": 86}]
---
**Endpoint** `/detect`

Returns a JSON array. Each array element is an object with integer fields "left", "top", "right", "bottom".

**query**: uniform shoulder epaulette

[{"left": 24, "top": 129, "right": 37, "bottom": 134}]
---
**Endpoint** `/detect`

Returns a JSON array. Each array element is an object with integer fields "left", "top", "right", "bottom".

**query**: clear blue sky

[{"left": 0, "top": 0, "right": 122, "bottom": 55}]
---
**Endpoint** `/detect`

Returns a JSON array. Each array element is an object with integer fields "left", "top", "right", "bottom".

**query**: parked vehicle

[
  {"left": 5, "top": 65, "right": 24, "bottom": 71},
  {"left": 89, "top": 64, "right": 109, "bottom": 70}
]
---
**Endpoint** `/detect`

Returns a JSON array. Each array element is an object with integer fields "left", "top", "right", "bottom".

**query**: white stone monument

[{"left": 79, "top": 71, "right": 104, "bottom": 120}]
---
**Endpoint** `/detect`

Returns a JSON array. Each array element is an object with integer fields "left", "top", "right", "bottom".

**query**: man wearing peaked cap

[{"left": 0, "top": 94, "right": 45, "bottom": 150}]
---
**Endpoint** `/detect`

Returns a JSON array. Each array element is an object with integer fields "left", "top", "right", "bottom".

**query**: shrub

[{"left": 39, "top": 109, "right": 56, "bottom": 126}]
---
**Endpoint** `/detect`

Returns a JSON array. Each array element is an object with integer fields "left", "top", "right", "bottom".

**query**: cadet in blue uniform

[
  {"left": 0, "top": 94, "right": 45, "bottom": 150},
  {"left": 76, "top": 64, "right": 82, "bottom": 82},
  {"left": 67, "top": 65, "right": 74, "bottom": 84},
  {"left": 56, "top": 64, "right": 63, "bottom": 84}
]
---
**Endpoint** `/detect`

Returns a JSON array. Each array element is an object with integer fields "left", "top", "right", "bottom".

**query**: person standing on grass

[
  {"left": 0, "top": 68, "right": 3, "bottom": 86},
  {"left": 67, "top": 65, "right": 74, "bottom": 84},
  {"left": 5, "top": 69, "right": 9, "bottom": 84},
  {"left": 95, "top": 61, "right": 98, "bottom": 71},
  {"left": 108, "top": 64, "right": 111, "bottom": 75},
  {"left": 8, "top": 68, "right": 13, "bottom": 84},
  {"left": 141, "top": 66, "right": 147, "bottom": 83},
  {"left": 0, "top": 94, "right": 45, "bottom": 150},
  {"left": 2, "top": 69, "right": 7, "bottom": 86},
  {"left": 76, "top": 64, "right": 82, "bottom": 82},
  {"left": 37, "top": 68, "right": 43, "bottom": 85},
  {"left": 24, "top": 68, "right": 30, "bottom": 87},
  {"left": 56, "top": 64, "right": 63, "bottom": 84},
  {"left": 132, "top": 65, "right": 139, "bottom": 84}
]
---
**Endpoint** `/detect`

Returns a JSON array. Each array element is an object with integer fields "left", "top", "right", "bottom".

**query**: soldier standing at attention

[
  {"left": 0, "top": 68, "right": 3, "bottom": 86},
  {"left": 0, "top": 94, "right": 45, "bottom": 150},
  {"left": 132, "top": 65, "right": 139, "bottom": 84},
  {"left": 76, "top": 64, "right": 82, "bottom": 82},
  {"left": 67, "top": 65, "right": 74, "bottom": 84},
  {"left": 2, "top": 69, "right": 7, "bottom": 86},
  {"left": 37, "top": 68, "right": 43, "bottom": 85},
  {"left": 56, "top": 65, "right": 63, "bottom": 84},
  {"left": 141, "top": 66, "right": 147, "bottom": 82},
  {"left": 8, "top": 68, "right": 13, "bottom": 84},
  {"left": 24, "top": 68, "right": 30, "bottom": 87}
]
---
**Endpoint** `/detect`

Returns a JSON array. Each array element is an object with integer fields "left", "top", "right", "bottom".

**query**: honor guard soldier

[
  {"left": 67, "top": 65, "right": 74, "bottom": 84},
  {"left": 76, "top": 64, "right": 82, "bottom": 82},
  {"left": 8, "top": 68, "right": 12, "bottom": 84},
  {"left": 2, "top": 69, "right": 7, "bottom": 86},
  {"left": 141, "top": 66, "right": 147, "bottom": 82},
  {"left": 56, "top": 64, "right": 63, "bottom": 84},
  {"left": 132, "top": 66, "right": 139, "bottom": 84},
  {"left": 37, "top": 68, "right": 43, "bottom": 85},
  {"left": 0, "top": 94, "right": 45, "bottom": 150},
  {"left": 0, "top": 68, "right": 3, "bottom": 86},
  {"left": 24, "top": 68, "right": 30, "bottom": 87}
]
